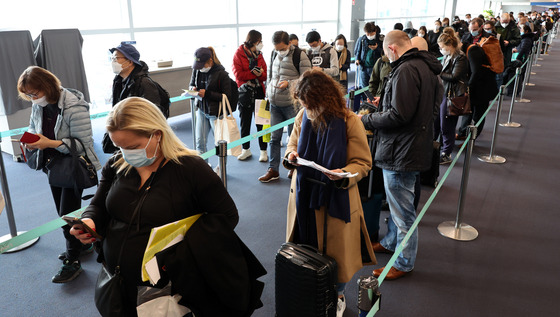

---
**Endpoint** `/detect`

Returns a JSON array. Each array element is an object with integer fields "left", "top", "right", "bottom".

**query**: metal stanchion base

[
  {"left": 516, "top": 98, "right": 531, "bottom": 103},
  {"left": 0, "top": 232, "right": 40, "bottom": 253},
  {"left": 537, "top": 58, "right": 543, "bottom": 61},
  {"left": 534, "top": 64, "right": 541, "bottom": 67},
  {"left": 526, "top": 82, "right": 535, "bottom": 86},
  {"left": 478, "top": 154, "right": 506, "bottom": 164},
  {"left": 438, "top": 221, "right": 478, "bottom": 241},
  {"left": 500, "top": 122, "right": 521, "bottom": 128}
]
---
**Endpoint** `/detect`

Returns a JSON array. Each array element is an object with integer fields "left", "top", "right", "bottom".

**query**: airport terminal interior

[{"left": 1, "top": 0, "right": 559, "bottom": 316}]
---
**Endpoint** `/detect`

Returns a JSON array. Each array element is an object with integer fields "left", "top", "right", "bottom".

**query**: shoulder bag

[
  {"left": 46, "top": 138, "right": 98, "bottom": 190},
  {"left": 447, "top": 83, "right": 472, "bottom": 116},
  {"left": 95, "top": 160, "right": 164, "bottom": 317}
]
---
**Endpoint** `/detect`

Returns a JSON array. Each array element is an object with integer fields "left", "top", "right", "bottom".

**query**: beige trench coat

[{"left": 283, "top": 109, "right": 377, "bottom": 283}]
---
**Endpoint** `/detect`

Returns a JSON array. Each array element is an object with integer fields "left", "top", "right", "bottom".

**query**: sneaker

[
  {"left": 258, "top": 168, "right": 279, "bottom": 183},
  {"left": 439, "top": 153, "right": 452, "bottom": 165},
  {"left": 52, "top": 259, "right": 82, "bottom": 283},
  {"left": 259, "top": 150, "right": 268, "bottom": 162},
  {"left": 58, "top": 243, "right": 94, "bottom": 261},
  {"left": 336, "top": 295, "right": 346, "bottom": 317},
  {"left": 237, "top": 149, "right": 252, "bottom": 161}
]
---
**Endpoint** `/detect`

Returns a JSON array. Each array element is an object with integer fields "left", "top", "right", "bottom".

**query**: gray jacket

[
  {"left": 28, "top": 88, "right": 101, "bottom": 170},
  {"left": 267, "top": 46, "right": 311, "bottom": 107}
]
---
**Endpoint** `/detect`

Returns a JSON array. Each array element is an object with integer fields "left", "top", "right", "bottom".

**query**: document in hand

[
  {"left": 141, "top": 214, "right": 203, "bottom": 284},
  {"left": 287, "top": 157, "right": 358, "bottom": 178},
  {"left": 181, "top": 89, "right": 202, "bottom": 100}
]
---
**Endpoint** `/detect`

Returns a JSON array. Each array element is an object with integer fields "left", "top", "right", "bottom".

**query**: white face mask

[
  {"left": 366, "top": 34, "right": 376, "bottom": 40},
  {"left": 311, "top": 45, "right": 321, "bottom": 53},
  {"left": 256, "top": 42, "right": 264, "bottom": 51},
  {"left": 111, "top": 60, "right": 123, "bottom": 75},
  {"left": 440, "top": 48, "right": 450, "bottom": 56},
  {"left": 200, "top": 66, "right": 211, "bottom": 73},
  {"left": 277, "top": 49, "right": 289, "bottom": 57},
  {"left": 33, "top": 96, "right": 49, "bottom": 107},
  {"left": 418, "top": 33, "right": 425, "bottom": 38},
  {"left": 335, "top": 44, "right": 345, "bottom": 52}
]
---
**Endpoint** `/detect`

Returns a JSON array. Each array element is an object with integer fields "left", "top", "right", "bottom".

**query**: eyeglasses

[
  {"left": 110, "top": 56, "right": 126, "bottom": 62},
  {"left": 25, "top": 91, "right": 39, "bottom": 98}
]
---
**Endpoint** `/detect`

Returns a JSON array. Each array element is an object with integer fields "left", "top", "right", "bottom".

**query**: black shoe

[
  {"left": 52, "top": 259, "right": 82, "bottom": 283},
  {"left": 58, "top": 243, "right": 94, "bottom": 261}
]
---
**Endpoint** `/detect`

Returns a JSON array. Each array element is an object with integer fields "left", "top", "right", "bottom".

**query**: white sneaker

[
  {"left": 237, "top": 149, "right": 252, "bottom": 161},
  {"left": 259, "top": 150, "right": 268, "bottom": 162},
  {"left": 336, "top": 295, "right": 346, "bottom": 317}
]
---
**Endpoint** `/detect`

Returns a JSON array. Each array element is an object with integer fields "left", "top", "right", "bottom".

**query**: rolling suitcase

[
  {"left": 275, "top": 179, "right": 338, "bottom": 317},
  {"left": 420, "top": 141, "right": 440, "bottom": 187}
]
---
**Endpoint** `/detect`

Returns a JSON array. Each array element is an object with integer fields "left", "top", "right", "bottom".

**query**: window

[{"left": 131, "top": 0, "right": 236, "bottom": 27}]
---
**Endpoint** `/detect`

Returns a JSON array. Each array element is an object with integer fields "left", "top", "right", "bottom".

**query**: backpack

[
  {"left": 269, "top": 46, "right": 302, "bottom": 81},
  {"left": 136, "top": 75, "right": 171, "bottom": 118},
  {"left": 469, "top": 36, "right": 504, "bottom": 74}
]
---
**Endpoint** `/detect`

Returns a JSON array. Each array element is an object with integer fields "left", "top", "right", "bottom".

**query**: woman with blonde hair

[{"left": 71, "top": 97, "right": 240, "bottom": 315}]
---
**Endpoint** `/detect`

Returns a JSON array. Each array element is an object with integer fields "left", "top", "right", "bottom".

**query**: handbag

[
  {"left": 447, "top": 85, "right": 472, "bottom": 116},
  {"left": 95, "top": 160, "right": 164, "bottom": 317},
  {"left": 214, "top": 94, "right": 242, "bottom": 157},
  {"left": 45, "top": 138, "right": 98, "bottom": 190}
]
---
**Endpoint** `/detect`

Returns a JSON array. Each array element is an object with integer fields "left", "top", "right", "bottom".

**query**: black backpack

[{"left": 136, "top": 75, "right": 171, "bottom": 118}]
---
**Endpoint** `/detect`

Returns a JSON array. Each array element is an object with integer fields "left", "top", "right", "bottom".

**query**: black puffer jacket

[
  {"left": 361, "top": 48, "right": 443, "bottom": 172},
  {"left": 440, "top": 50, "right": 469, "bottom": 98},
  {"left": 112, "top": 61, "right": 161, "bottom": 106},
  {"left": 189, "top": 64, "right": 232, "bottom": 117}
]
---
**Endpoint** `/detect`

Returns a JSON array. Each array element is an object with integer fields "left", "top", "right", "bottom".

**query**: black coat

[
  {"left": 440, "top": 51, "right": 469, "bottom": 98},
  {"left": 361, "top": 48, "right": 443, "bottom": 172},
  {"left": 156, "top": 213, "right": 267, "bottom": 317},
  {"left": 466, "top": 45, "right": 499, "bottom": 105},
  {"left": 112, "top": 61, "right": 161, "bottom": 107},
  {"left": 427, "top": 30, "right": 443, "bottom": 57},
  {"left": 189, "top": 64, "right": 232, "bottom": 117}
]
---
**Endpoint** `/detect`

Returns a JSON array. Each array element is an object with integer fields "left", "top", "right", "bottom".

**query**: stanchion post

[
  {"left": 348, "top": 89, "right": 355, "bottom": 110},
  {"left": 0, "top": 141, "right": 40, "bottom": 252},
  {"left": 438, "top": 125, "right": 479, "bottom": 241},
  {"left": 478, "top": 85, "right": 506, "bottom": 164},
  {"left": 526, "top": 47, "right": 536, "bottom": 86},
  {"left": 501, "top": 68, "right": 522, "bottom": 128},
  {"left": 190, "top": 99, "right": 197, "bottom": 150},
  {"left": 518, "top": 57, "right": 531, "bottom": 102},
  {"left": 216, "top": 140, "right": 228, "bottom": 189},
  {"left": 535, "top": 36, "right": 543, "bottom": 65}
]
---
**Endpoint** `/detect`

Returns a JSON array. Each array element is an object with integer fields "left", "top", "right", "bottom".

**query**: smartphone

[
  {"left": 61, "top": 216, "right": 103, "bottom": 240},
  {"left": 363, "top": 90, "right": 375, "bottom": 102},
  {"left": 20, "top": 132, "right": 40, "bottom": 144}
]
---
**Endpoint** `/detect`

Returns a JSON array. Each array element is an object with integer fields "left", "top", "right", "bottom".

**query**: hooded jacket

[
  {"left": 28, "top": 88, "right": 101, "bottom": 170},
  {"left": 306, "top": 42, "right": 339, "bottom": 78},
  {"left": 189, "top": 64, "right": 232, "bottom": 116},
  {"left": 112, "top": 61, "right": 161, "bottom": 107},
  {"left": 361, "top": 48, "right": 443, "bottom": 172}
]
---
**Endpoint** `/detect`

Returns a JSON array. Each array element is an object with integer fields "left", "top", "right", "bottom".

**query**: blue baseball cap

[
  {"left": 193, "top": 47, "right": 212, "bottom": 70},
  {"left": 109, "top": 43, "right": 141, "bottom": 66}
]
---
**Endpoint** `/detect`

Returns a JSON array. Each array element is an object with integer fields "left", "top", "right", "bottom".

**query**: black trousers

[
  {"left": 238, "top": 104, "right": 267, "bottom": 151},
  {"left": 50, "top": 185, "right": 83, "bottom": 261}
]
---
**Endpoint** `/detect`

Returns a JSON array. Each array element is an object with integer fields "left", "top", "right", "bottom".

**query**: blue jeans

[
  {"left": 380, "top": 170, "right": 419, "bottom": 272},
  {"left": 359, "top": 65, "right": 374, "bottom": 90},
  {"left": 195, "top": 108, "right": 216, "bottom": 156},
  {"left": 269, "top": 104, "right": 296, "bottom": 172}
]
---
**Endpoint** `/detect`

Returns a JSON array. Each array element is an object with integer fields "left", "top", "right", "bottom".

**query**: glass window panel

[
  {"left": 238, "top": 0, "right": 302, "bottom": 24},
  {"left": 455, "top": 0, "right": 486, "bottom": 19},
  {"left": 301, "top": 23, "right": 338, "bottom": 48},
  {"left": 131, "top": 0, "right": 236, "bottom": 27},
  {"left": 302, "top": 0, "right": 338, "bottom": 21}
]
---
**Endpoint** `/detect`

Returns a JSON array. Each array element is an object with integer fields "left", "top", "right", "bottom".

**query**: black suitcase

[
  {"left": 420, "top": 141, "right": 440, "bottom": 187},
  {"left": 275, "top": 242, "right": 338, "bottom": 317}
]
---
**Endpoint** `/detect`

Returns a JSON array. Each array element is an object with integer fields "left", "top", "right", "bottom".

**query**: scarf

[
  {"left": 338, "top": 49, "right": 348, "bottom": 81},
  {"left": 294, "top": 110, "right": 350, "bottom": 247}
]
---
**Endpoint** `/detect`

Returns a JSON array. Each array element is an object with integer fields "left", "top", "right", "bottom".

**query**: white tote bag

[{"left": 214, "top": 94, "right": 242, "bottom": 157}]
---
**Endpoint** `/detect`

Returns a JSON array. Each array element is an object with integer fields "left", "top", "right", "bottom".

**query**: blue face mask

[
  {"left": 521, "top": 32, "right": 524, "bottom": 35},
  {"left": 471, "top": 30, "right": 480, "bottom": 36},
  {"left": 121, "top": 134, "right": 159, "bottom": 167}
]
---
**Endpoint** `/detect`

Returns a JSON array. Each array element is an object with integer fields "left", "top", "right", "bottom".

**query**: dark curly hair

[{"left": 291, "top": 69, "right": 348, "bottom": 131}]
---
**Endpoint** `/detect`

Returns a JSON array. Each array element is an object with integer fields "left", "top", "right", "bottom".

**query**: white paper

[
  {"left": 181, "top": 89, "right": 202, "bottom": 100},
  {"left": 145, "top": 234, "right": 184, "bottom": 285},
  {"left": 286, "top": 157, "right": 358, "bottom": 178}
]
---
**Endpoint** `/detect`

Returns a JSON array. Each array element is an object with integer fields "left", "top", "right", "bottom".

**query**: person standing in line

[
  {"left": 258, "top": 31, "right": 311, "bottom": 183},
  {"left": 460, "top": 18, "right": 491, "bottom": 54},
  {"left": 17, "top": 66, "right": 101, "bottom": 283},
  {"left": 305, "top": 31, "right": 339, "bottom": 79},
  {"left": 232, "top": 30, "right": 268, "bottom": 162},
  {"left": 495, "top": 12, "right": 521, "bottom": 88},
  {"left": 289, "top": 34, "right": 299, "bottom": 47},
  {"left": 332, "top": 34, "right": 352, "bottom": 91},
  {"left": 354, "top": 22, "right": 383, "bottom": 88},
  {"left": 403, "top": 21, "right": 418, "bottom": 38},
  {"left": 189, "top": 47, "right": 232, "bottom": 160},
  {"left": 361, "top": 31, "right": 442, "bottom": 280},
  {"left": 428, "top": 20, "right": 443, "bottom": 57},
  {"left": 434, "top": 32, "right": 468, "bottom": 164}
]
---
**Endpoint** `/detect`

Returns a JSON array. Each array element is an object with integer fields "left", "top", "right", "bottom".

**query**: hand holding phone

[{"left": 62, "top": 216, "right": 102, "bottom": 240}]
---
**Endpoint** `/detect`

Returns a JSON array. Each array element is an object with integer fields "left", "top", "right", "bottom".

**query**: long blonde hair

[{"left": 107, "top": 97, "right": 198, "bottom": 174}]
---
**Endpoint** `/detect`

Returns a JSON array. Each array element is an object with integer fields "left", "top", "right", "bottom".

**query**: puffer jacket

[
  {"left": 440, "top": 50, "right": 469, "bottom": 98},
  {"left": 267, "top": 45, "right": 311, "bottom": 107},
  {"left": 189, "top": 64, "right": 232, "bottom": 116},
  {"left": 112, "top": 61, "right": 161, "bottom": 107},
  {"left": 306, "top": 42, "right": 339, "bottom": 77},
  {"left": 361, "top": 48, "right": 443, "bottom": 172},
  {"left": 232, "top": 44, "right": 267, "bottom": 95},
  {"left": 28, "top": 88, "right": 101, "bottom": 170}
]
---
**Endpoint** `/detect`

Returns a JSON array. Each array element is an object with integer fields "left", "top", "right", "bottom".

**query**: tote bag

[
  {"left": 214, "top": 94, "right": 242, "bottom": 157},
  {"left": 254, "top": 99, "right": 271, "bottom": 125}
]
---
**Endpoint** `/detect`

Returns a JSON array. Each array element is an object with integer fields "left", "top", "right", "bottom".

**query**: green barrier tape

[{"left": 0, "top": 208, "right": 85, "bottom": 254}]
